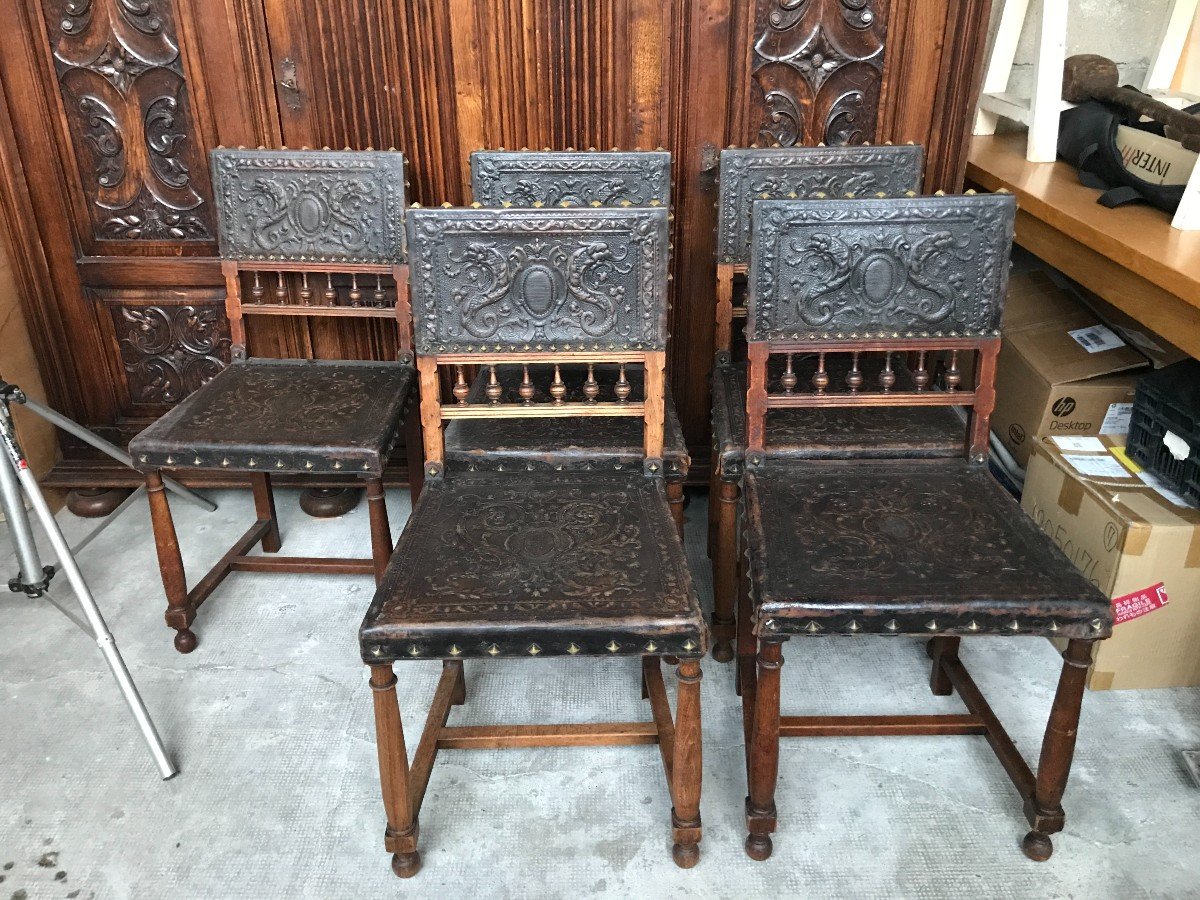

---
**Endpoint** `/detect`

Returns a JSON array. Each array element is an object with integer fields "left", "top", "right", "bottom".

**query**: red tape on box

[{"left": 1112, "top": 582, "right": 1169, "bottom": 625}]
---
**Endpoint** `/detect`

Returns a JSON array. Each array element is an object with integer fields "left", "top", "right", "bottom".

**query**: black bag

[{"left": 1058, "top": 99, "right": 1199, "bottom": 214}]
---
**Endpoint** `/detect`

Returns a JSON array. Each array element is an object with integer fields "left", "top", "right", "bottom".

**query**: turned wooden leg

[
  {"left": 711, "top": 479, "right": 739, "bottom": 662},
  {"left": 706, "top": 453, "right": 721, "bottom": 558},
  {"left": 250, "top": 472, "right": 281, "bottom": 553},
  {"left": 927, "top": 636, "right": 960, "bottom": 696},
  {"left": 666, "top": 479, "right": 685, "bottom": 539},
  {"left": 403, "top": 412, "right": 424, "bottom": 506},
  {"left": 365, "top": 477, "right": 392, "bottom": 584},
  {"left": 736, "top": 548, "right": 755, "bottom": 705},
  {"left": 1022, "top": 639, "right": 1093, "bottom": 862},
  {"left": 369, "top": 664, "right": 421, "bottom": 878},
  {"left": 145, "top": 471, "right": 196, "bottom": 654},
  {"left": 745, "top": 639, "right": 783, "bottom": 861},
  {"left": 671, "top": 659, "right": 703, "bottom": 868}
]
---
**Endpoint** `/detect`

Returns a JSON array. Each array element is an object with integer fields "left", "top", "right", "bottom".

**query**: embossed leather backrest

[
  {"left": 406, "top": 206, "right": 670, "bottom": 354},
  {"left": 746, "top": 194, "right": 1016, "bottom": 341},
  {"left": 210, "top": 148, "right": 408, "bottom": 264},
  {"left": 716, "top": 145, "right": 924, "bottom": 265},
  {"left": 470, "top": 150, "right": 671, "bottom": 208}
]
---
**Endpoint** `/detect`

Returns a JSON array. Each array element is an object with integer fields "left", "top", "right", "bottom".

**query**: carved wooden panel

[
  {"left": 45, "top": 0, "right": 215, "bottom": 248},
  {"left": 716, "top": 144, "right": 924, "bottom": 264},
  {"left": 748, "top": 0, "right": 890, "bottom": 146},
  {"left": 211, "top": 148, "right": 408, "bottom": 263},
  {"left": 407, "top": 207, "right": 669, "bottom": 353},
  {"left": 470, "top": 150, "right": 672, "bottom": 207},
  {"left": 92, "top": 288, "right": 230, "bottom": 418},
  {"left": 747, "top": 195, "right": 1015, "bottom": 340}
]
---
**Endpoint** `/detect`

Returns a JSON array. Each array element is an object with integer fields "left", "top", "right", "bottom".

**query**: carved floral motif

[
  {"left": 47, "top": 0, "right": 213, "bottom": 242},
  {"left": 749, "top": 0, "right": 888, "bottom": 147},
  {"left": 113, "top": 303, "right": 229, "bottom": 404},
  {"left": 470, "top": 151, "right": 672, "bottom": 207}
]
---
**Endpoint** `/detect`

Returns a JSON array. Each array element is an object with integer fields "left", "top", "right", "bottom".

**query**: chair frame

[
  {"left": 138, "top": 148, "right": 421, "bottom": 653},
  {"left": 736, "top": 193, "right": 1108, "bottom": 862},
  {"left": 707, "top": 144, "right": 925, "bottom": 661},
  {"left": 365, "top": 205, "right": 705, "bottom": 876}
]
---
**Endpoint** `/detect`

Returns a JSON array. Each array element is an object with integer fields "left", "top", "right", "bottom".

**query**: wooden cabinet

[{"left": 0, "top": 0, "right": 992, "bottom": 493}]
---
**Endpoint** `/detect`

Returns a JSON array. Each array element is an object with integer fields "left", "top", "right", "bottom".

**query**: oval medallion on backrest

[
  {"left": 515, "top": 263, "right": 563, "bottom": 320},
  {"left": 294, "top": 193, "right": 327, "bottom": 235},
  {"left": 857, "top": 252, "right": 902, "bottom": 306}
]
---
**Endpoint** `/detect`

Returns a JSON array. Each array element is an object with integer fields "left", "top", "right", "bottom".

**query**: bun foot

[
  {"left": 173, "top": 628, "right": 198, "bottom": 654},
  {"left": 672, "top": 841, "right": 700, "bottom": 869},
  {"left": 712, "top": 642, "right": 734, "bottom": 663},
  {"left": 391, "top": 850, "right": 421, "bottom": 878},
  {"left": 745, "top": 833, "right": 773, "bottom": 861},
  {"left": 1021, "top": 831, "right": 1054, "bottom": 862}
]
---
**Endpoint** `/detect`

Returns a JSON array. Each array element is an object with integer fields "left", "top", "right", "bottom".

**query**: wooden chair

[
  {"left": 455, "top": 149, "right": 690, "bottom": 534},
  {"left": 129, "top": 148, "right": 420, "bottom": 653},
  {"left": 707, "top": 144, "right": 969, "bottom": 662},
  {"left": 359, "top": 204, "right": 707, "bottom": 877},
  {"left": 737, "top": 193, "right": 1113, "bottom": 863}
]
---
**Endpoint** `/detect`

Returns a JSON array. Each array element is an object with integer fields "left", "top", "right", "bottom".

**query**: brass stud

[
  {"left": 333, "top": 461, "right": 342, "bottom": 470},
  {"left": 805, "top": 621, "right": 821, "bottom": 633},
  {"left": 925, "top": 620, "right": 938, "bottom": 632},
  {"left": 248, "top": 458, "right": 257, "bottom": 467},
  {"left": 885, "top": 620, "right": 898, "bottom": 632},
  {"left": 567, "top": 643, "right": 581, "bottom": 655},
  {"left": 371, "top": 646, "right": 382, "bottom": 657},
  {"left": 528, "top": 643, "right": 542, "bottom": 655},
  {"left": 487, "top": 644, "right": 500, "bottom": 656},
  {"left": 1048, "top": 621, "right": 1059, "bottom": 632},
  {"left": 645, "top": 641, "right": 658, "bottom": 653},
  {"left": 165, "top": 456, "right": 174, "bottom": 465},
  {"left": 968, "top": 621, "right": 980, "bottom": 632},
  {"left": 276, "top": 460, "right": 285, "bottom": 468},
  {"left": 408, "top": 645, "right": 421, "bottom": 657},
  {"left": 448, "top": 644, "right": 462, "bottom": 656},
  {"left": 606, "top": 640, "right": 620, "bottom": 653},
  {"left": 139, "top": 454, "right": 148, "bottom": 463},
  {"left": 194, "top": 456, "right": 203, "bottom": 466},
  {"left": 682, "top": 639, "right": 697, "bottom": 652},
  {"left": 221, "top": 458, "right": 231, "bottom": 467},
  {"left": 1008, "top": 621, "right": 1020, "bottom": 632},
  {"left": 847, "top": 620, "right": 859, "bottom": 632},
  {"left": 1092, "top": 619, "right": 1104, "bottom": 631},
  {"left": 305, "top": 461, "right": 313, "bottom": 469}
]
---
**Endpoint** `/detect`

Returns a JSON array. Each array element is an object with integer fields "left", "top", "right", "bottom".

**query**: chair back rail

[
  {"left": 470, "top": 150, "right": 671, "bottom": 208},
  {"left": 406, "top": 206, "right": 671, "bottom": 478},
  {"left": 743, "top": 193, "right": 1015, "bottom": 465},
  {"left": 210, "top": 148, "right": 411, "bottom": 359},
  {"left": 714, "top": 145, "right": 925, "bottom": 355}
]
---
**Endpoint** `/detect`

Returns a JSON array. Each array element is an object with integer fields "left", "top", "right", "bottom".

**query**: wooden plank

[
  {"left": 240, "top": 304, "right": 398, "bottom": 318},
  {"left": 441, "top": 402, "right": 645, "bottom": 420},
  {"left": 186, "top": 519, "right": 272, "bottom": 610},
  {"left": 436, "top": 723, "right": 659, "bottom": 749},
  {"left": 642, "top": 658, "right": 675, "bottom": 785},
  {"left": 435, "top": 351, "right": 648, "bottom": 364},
  {"left": 228, "top": 556, "right": 374, "bottom": 575},
  {"left": 780, "top": 714, "right": 987, "bottom": 737},
  {"left": 766, "top": 391, "right": 975, "bottom": 409}
]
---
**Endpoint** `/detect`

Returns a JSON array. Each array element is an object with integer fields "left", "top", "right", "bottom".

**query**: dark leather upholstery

[
  {"left": 360, "top": 473, "right": 706, "bottom": 661},
  {"left": 710, "top": 354, "right": 964, "bottom": 479},
  {"left": 742, "top": 459, "right": 1113, "bottom": 639},
  {"left": 446, "top": 363, "right": 689, "bottom": 478},
  {"left": 129, "top": 359, "right": 413, "bottom": 475}
]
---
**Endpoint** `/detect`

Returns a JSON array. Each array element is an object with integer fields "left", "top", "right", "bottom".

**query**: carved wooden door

[{"left": 0, "top": 0, "right": 992, "bottom": 503}]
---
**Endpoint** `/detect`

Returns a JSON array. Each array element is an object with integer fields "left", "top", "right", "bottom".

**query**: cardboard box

[
  {"left": 994, "top": 271, "right": 1149, "bottom": 467},
  {"left": 1021, "top": 436, "right": 1200, "bottom": 690},
  {"left": 1074, "top": 286, "right": 1191, "bottom": 370}
]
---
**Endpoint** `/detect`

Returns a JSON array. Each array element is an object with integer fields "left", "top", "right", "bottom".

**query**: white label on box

[
  {"left": 1052, "top": 436, "right": 1108, "bottom": 452},
  {"left": 1100, "top": 402, "right": 1133, "bottom": 435},
  {"left": 1063, "top": 453, "right": 1134, "bottom": 479},
  {"left": 1068, "top": 324, "right": 1126, "bottom": 353},
  {"left": 1138, "top": 471, "right": 1197, "bottom": 507}
]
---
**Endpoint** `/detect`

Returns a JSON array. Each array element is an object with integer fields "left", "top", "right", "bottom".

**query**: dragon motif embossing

[
  {"left": 471, "top": 151, "right": 671, "bottom": 208},
  {"left": 716, "top": 146, "right": 924, "bottom": 265},
  {"left": 407, "top": 207, "right": 668, "bottom": 353},
  {"left": 747, "top": 195, "right": 1015, "bottom": 339}
]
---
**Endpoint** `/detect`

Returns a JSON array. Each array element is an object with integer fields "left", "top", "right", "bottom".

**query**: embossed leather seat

[
  {"left": 707, "top": 145, "right": 937, "bottom": 660},
  {"left": 362, "top": 473, "right": 703, "bottom": 659},
  {"left": 737, "top": 194, "right": 1113, "bottom": 865},
  {"left": 359, "top": 204, "right": 707, "bottom": 879},
  {"left": 129, "top": 149, "right": 419, "bottom": 654},
  {"left": 454, "top": 150, "right": 690, "bottom": 533}
]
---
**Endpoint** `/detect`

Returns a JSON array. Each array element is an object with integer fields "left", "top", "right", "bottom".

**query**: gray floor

[{"left": 1, "top": 487, "right": 1198, "bottom": 899}]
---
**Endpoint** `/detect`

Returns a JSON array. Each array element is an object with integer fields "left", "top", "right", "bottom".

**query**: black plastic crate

[{"left": 1127, "top": 358, "right": 1200, "bottom": 504}]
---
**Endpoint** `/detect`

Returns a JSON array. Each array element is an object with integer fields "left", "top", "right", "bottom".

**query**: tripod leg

[
  {"left": 146, "top": 472, "right": 196, "bottom": 653},
  {"left": 15, "top": 462, "right": 177, "bottom": 778}
]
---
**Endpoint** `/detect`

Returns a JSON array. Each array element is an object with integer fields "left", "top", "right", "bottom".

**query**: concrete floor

[{"left": 1, "top": 487, "right": 1198, "bottom": 899}]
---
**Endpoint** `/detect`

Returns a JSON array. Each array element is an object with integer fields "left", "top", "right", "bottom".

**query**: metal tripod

[{"left": 0, "top": 378, "right": 210, "bottom": 779}]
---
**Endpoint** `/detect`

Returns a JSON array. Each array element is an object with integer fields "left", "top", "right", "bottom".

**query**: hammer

[{"left": 1063, "top": 54, "right": 1200, "bottom": 151}]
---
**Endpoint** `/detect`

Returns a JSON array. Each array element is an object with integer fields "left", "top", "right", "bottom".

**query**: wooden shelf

[{"left": 967, "top": 133, "right": 1200, "bottom": 360}]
